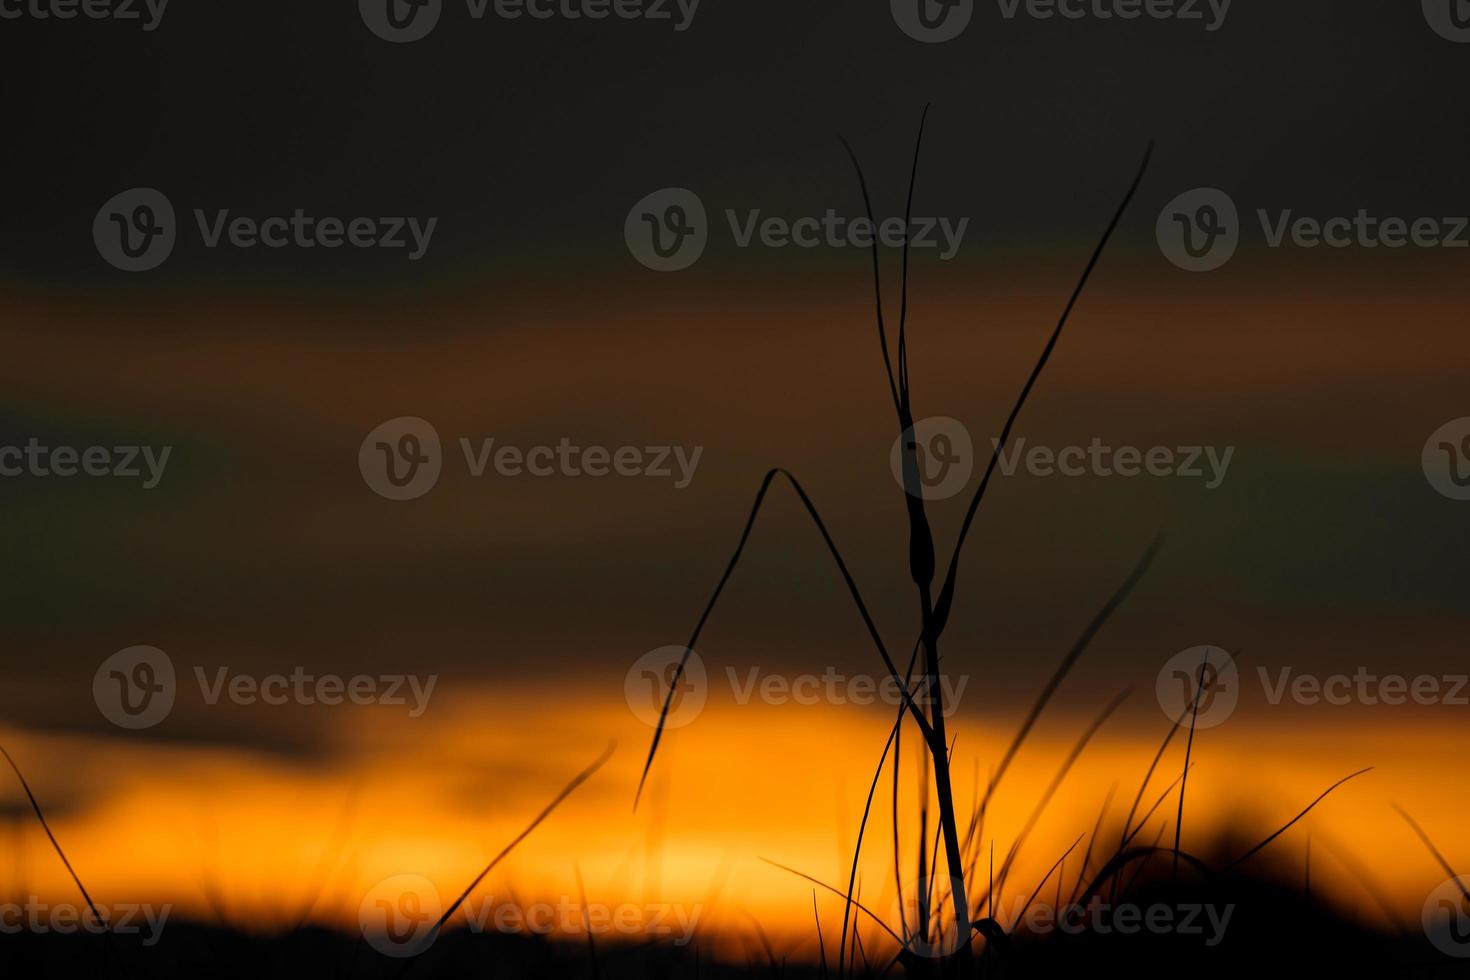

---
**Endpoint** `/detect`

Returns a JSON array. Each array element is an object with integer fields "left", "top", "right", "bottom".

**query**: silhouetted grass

[
  {"left": 0, "top": 113, "right": 1450, "bottom": 980},
  {"left": 636, "top": 109, "right": 1161, "bottom": 977}
]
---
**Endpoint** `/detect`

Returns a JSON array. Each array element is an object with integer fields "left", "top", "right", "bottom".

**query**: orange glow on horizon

[{"left": 0, "top": 683, "right": 1460, "bottom": 961}]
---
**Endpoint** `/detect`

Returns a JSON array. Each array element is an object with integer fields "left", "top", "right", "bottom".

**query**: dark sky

[
  {"left": 0, "top": 0, "right": 1467, "bottom": 760},
  {"left": 1, "top": 1, "right": 1467, "bottom": 286}
]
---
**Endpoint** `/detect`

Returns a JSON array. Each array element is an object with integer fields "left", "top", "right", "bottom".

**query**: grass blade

[
  {"left": 398, "top": 742, "right": 615, "bottom": 978},
  {"left": 931, "top": 141, "right": 1155, "bottom": 638},
  {"left": 635, "top": 469, "right": 934, "bottom": 808},
  {"left": 1230, "top": 768, "right": 1374, "bottom": 869}
]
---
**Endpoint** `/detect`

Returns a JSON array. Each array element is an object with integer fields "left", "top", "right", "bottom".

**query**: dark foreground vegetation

[{"left": 0, "top": 858, "right": 1458, "bottom": 980}]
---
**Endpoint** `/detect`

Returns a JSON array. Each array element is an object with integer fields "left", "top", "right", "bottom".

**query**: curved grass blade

[
  {"left": 837, "top": 135, "right": 901, "bottom": 417},
  {"left": 983, "top": 689, "right": 1130, "bottom": 909},
  {"left": 838, "top": 640, "right": 922, "bottom": 977},
  {"left": 635, "top": 468, "right": 935, "bottom": 809},
  {"left": 1014, "top": 833, "right": 1085, "bottom": 934},
  {"left": 975, "top": 536, "right": 1163, "bottom": 830},
  {"left": 1, "top": 746, "right": 107, "bottom": 929},
  {"left": 397, "top": 742, "right": 615, "bottom": 978},
  {"left": 0, "top": 744, "right": 128, "bottom": 978},
  {"left": 896, "top": 104, "right": 932, "bottom": 399},
  {"left": 931, "top": 142, "right": 1155, "bottom": 639},
  {"left": 1392, "top": 803, "right": 1470, "bottom": 906},
  {"left": 759, "top": 857, "right": 905, "bottom": 948},
  {"left": 813, "top": 890, "right": 828, "bottom": 980},
  {"left": 1076, "top": 845, "right": 1214, "bottom": 907},
  {"left": 1229, "top": 767, "right": 1374, "bottom": 869},
  {"left": 1173, "top": 653, "right": 1211, "bottom": 880}
]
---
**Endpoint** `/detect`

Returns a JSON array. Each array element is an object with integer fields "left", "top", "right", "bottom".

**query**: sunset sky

[{"left": 0, "top": 0, "right": 1467, "bottom": 966}]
